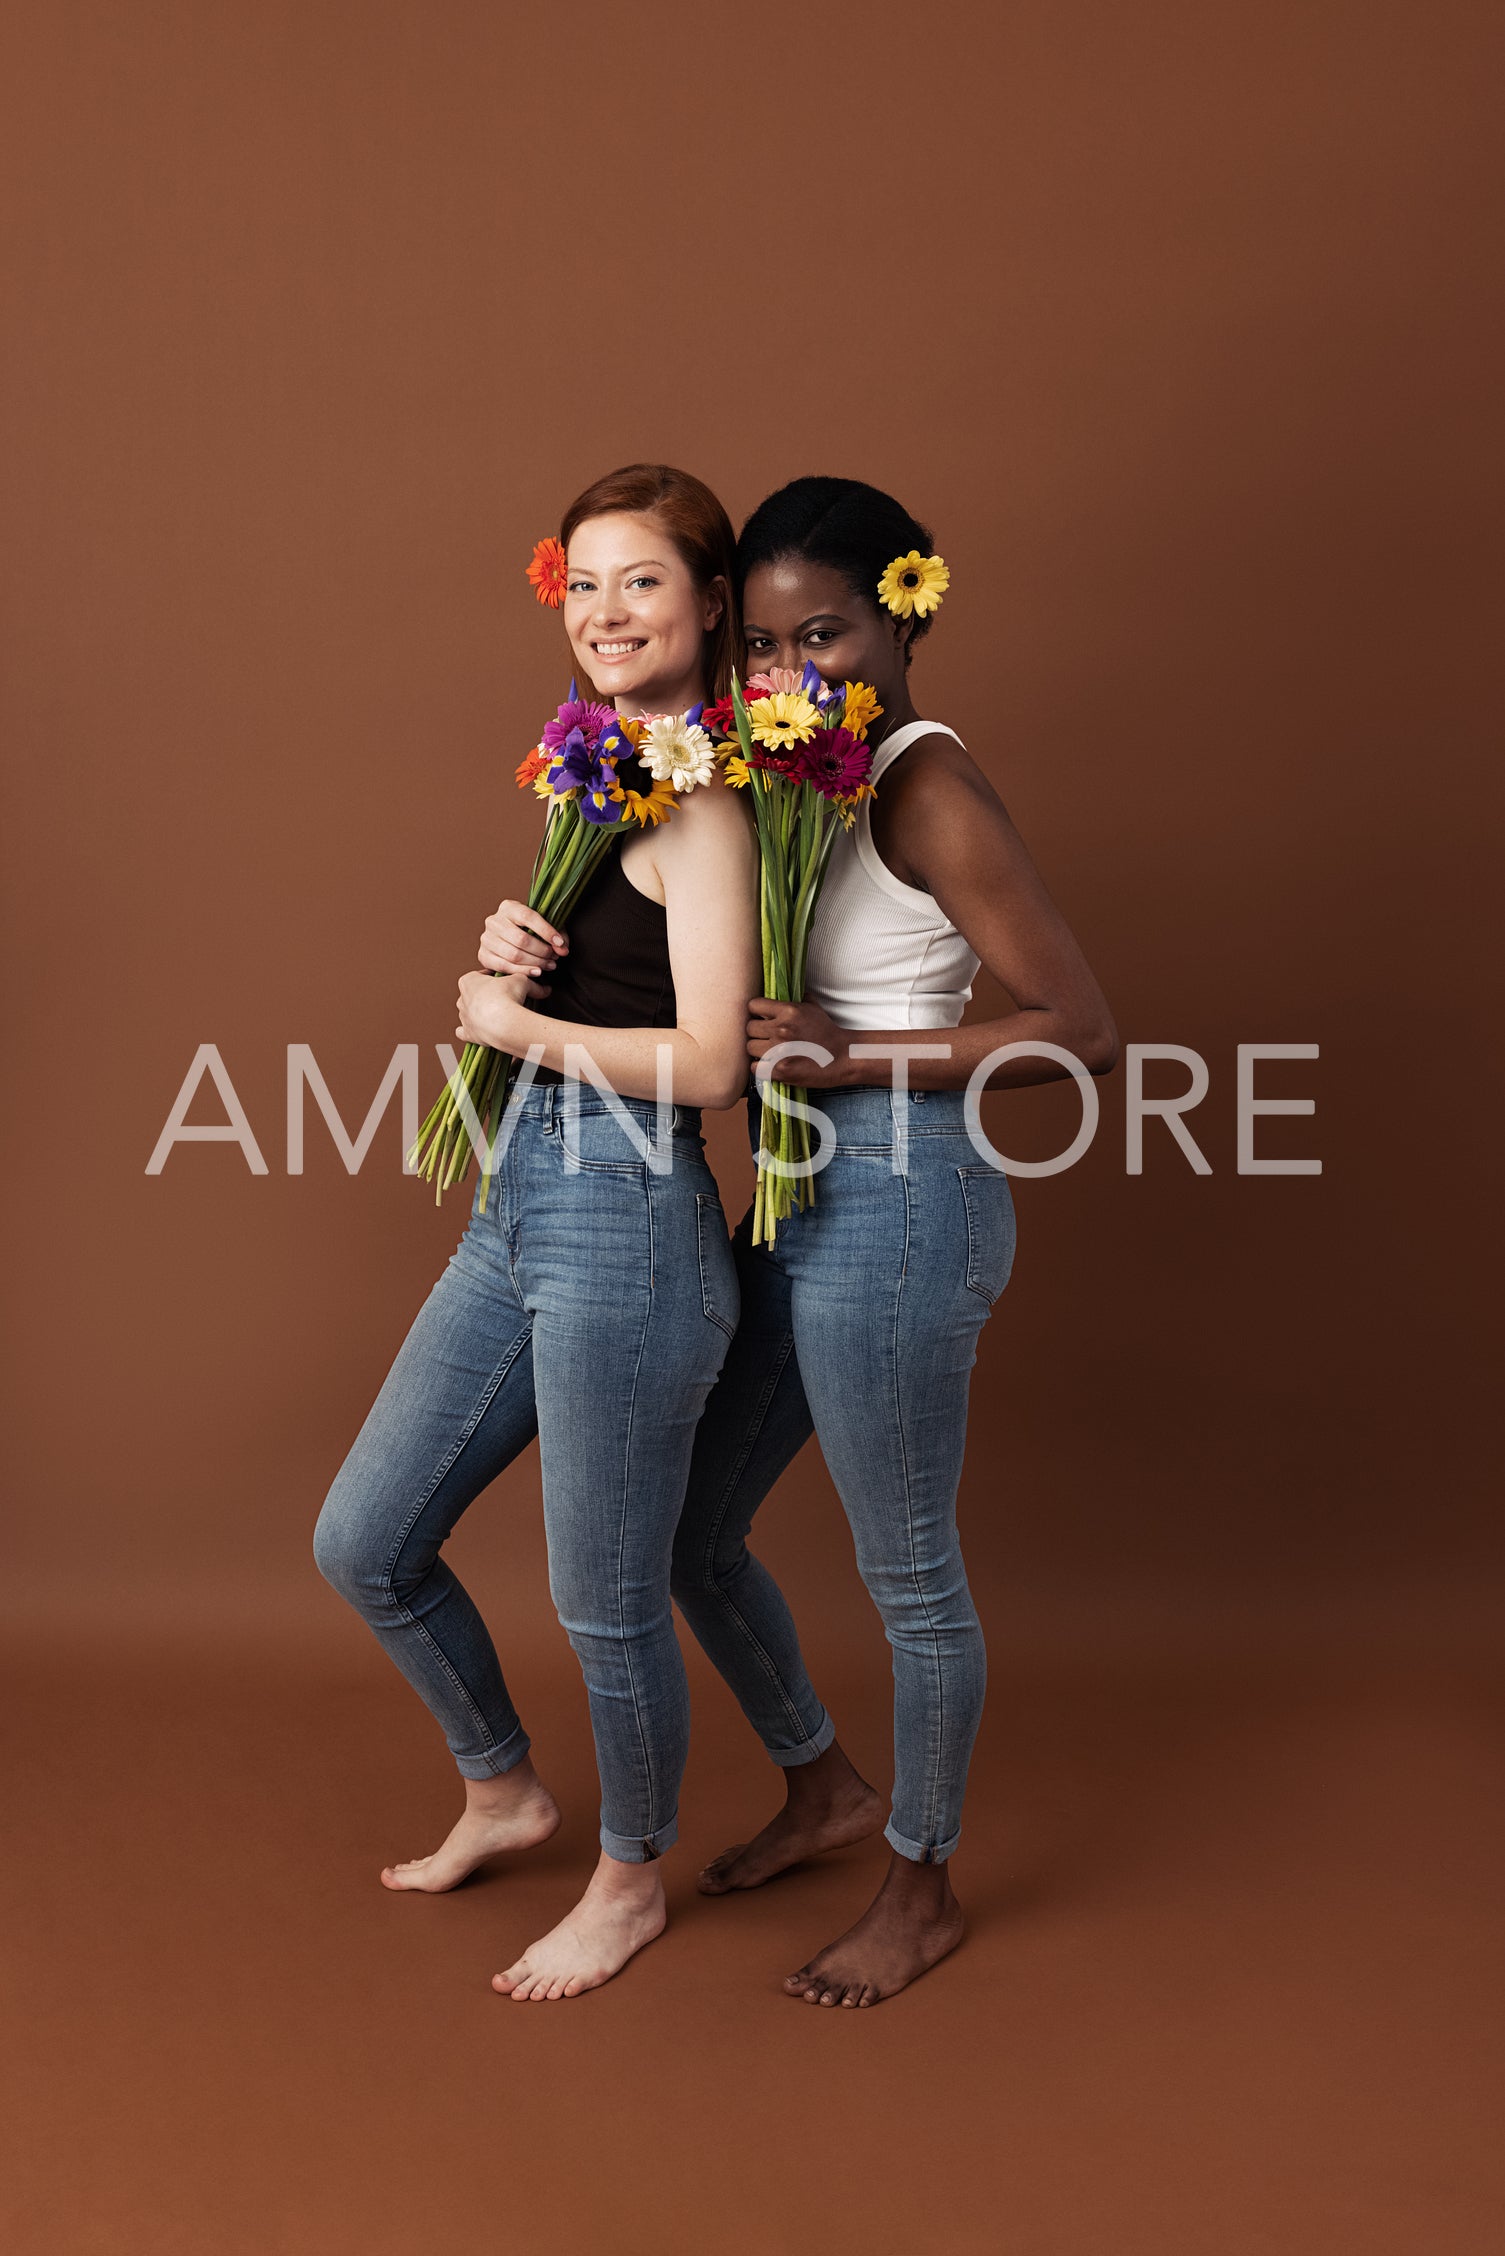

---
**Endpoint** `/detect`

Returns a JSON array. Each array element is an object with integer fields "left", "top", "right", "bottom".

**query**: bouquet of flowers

[
  {"left": 408, "top": 682, "right": 715, "bottom": 1208},
  {"left": 706, "top": 664, "right": 882, "bottom": 1245}
]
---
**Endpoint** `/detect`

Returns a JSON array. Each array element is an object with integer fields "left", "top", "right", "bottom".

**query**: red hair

[{"left": 559, "top": 464, "right": 740, "bottom": 701}]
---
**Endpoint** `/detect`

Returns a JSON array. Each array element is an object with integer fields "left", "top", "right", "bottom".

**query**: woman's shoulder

[
  {"left": 881, "top": 722, "right": 991, "bottom": 802},
  {"left": 653, "top": 762, "right": 757, "bottom": 867}
]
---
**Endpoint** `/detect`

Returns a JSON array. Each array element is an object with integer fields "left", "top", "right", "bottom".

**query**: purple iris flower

[
  {"left": 550, "top": 728, "right": 623, "bottom": 824},
  {"left": 548, "top": 726, "right": 597, "bottom": 791},
  {"left": 814, "top": 676, "right": 842, "bottom": 710},
  {"left": 578, "top": 776, "right": 624, "bottom": 824},
  {"left": 800, "top": 660, "right": 824, "bottom": 702}
]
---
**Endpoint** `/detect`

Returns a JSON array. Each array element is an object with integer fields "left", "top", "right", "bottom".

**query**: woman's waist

[
  {"left": 747, "top": 1081, "right": 975, "bottom": 1144},
  {"left": 502, "top": 1076, "right": 703, "bottom": 1135}
]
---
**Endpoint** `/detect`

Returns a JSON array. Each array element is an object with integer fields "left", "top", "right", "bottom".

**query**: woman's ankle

[
  {"left": 785, "top": 1738, "right": 871, "bottom": 1812},
  {"left": 464, "top": 1756, "right": 544, "bottom": 1812},
  {"left": 881, "top": 1849, "right": 958, "bottom": 1909},
  {"left": 594, "top": 1849, "right": 667, "bottom": 1900}
]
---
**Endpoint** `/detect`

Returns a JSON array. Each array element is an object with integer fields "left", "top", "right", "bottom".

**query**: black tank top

[{"left": 532, "top": 845, "right": 675, "bottom": 1077}]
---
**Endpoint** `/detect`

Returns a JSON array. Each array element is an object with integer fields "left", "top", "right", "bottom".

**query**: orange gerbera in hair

[{"left": 526, "top": 536, "right": 568, "bottom": 608}]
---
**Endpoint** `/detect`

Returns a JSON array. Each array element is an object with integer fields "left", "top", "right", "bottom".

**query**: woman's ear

[{"left": 703, "top": 574, "right": 728, "bottom": 632}]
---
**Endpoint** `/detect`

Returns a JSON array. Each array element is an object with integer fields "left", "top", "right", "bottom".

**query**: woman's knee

[
  {"left": 312, "top": 1486, "right": 368, "bottom": 1600},
  {"left": 856, "top": 1547, "right": 981, "bottom": 1640},
  {"left": 312, "top": 1470, "right": 408, "bottom": 1606},
  {"left": 669, "top": 1514, "right": 747, "bottom": 1604}
]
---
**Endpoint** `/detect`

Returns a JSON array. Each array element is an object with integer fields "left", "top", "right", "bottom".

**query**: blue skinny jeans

[
  {"left": 670, "top": 1086, "right": 1015, "bottom": 1863},
  {"left": 314, "top": 1085, "right": 738, "bottom": 1862}
]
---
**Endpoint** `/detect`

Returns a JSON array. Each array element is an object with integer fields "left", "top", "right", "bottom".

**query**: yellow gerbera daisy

[
  {"left": 721, "top": 753, "right": 752, "bottom": 789},
  {"left": 877, "top": 551, "right": 949, "bottom": 619},
  {"left": 748, "top": 692, "right": 819, "bottom": 751},
  {"left": 841, "top": 681, "right": 883, "bottom": 739},
  {"left": 615, "top": 774, "right": 676, "bottom": 826}
]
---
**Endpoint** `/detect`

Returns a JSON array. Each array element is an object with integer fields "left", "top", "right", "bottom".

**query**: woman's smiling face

[
  {"left": 741, "top": 557, "right": 911, "bottom": 708},
  {"left": 563, "top": 511, "right": 722, "bottom": 712}
]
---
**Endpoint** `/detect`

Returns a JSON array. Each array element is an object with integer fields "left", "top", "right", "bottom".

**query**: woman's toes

[{"left": 783, "top": 1968, "right": 811, "bottom": 1993}]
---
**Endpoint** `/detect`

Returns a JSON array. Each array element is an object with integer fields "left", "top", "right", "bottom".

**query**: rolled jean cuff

[
  {"left": 768, "top": 1707, "right": 837, "bottom": 1769},
  {"left": 885, "top": 1817, "right": 961, "bottom": 1865},
  {"left": 600, "top": 1813, "right": 679, "bottom": 1864},
  {"left": 453, "top": 1722, "right": 532, "bottom": 1782}
]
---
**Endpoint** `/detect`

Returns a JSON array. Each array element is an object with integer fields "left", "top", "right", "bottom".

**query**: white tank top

[{"left": 804, "top": 720, "right": 980, "bottom": 1031}]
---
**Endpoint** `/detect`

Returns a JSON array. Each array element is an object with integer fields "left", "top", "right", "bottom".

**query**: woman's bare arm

[
  {"left": 456, "top": 779, "right": 758, "bottom": 1109},
  {"left": 747, "top": 734, "right": 1118, "bottom": 1091}
]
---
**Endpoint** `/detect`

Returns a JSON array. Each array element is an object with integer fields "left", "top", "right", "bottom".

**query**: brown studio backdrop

[{"left": 1, "top": 4, "right": 1501, "bottom": 2254}]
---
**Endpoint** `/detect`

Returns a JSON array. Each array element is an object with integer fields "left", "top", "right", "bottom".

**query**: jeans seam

[
  {"left": 613, "top": 1172, "right": 658, "bottom": 1843},
  {"left": 689, "top": 1329, "right": 816, "bottom": 1749},
  {"left": 380, "top": 1320, "right": 533, "bottom": 1750},
  {"left": 890, "top": 1168, "right": 946, "bottom": 1855}
]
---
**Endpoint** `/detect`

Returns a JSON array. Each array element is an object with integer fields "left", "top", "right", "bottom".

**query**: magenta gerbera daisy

[
  {"left": 791, "top": 726, "right": 872, "bottom": 800},
  {"left": 542, "top": 696, "right": 615, "bottom": 753}
]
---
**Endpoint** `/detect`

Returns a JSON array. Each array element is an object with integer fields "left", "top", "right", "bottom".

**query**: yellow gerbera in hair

[
  {"left": 841, "top": 681, "right": 883, "bottom": 739},
  {"left": 614, "top": 773, "right": 676, "bottom": 827},
  {"left": 877, "top": 551, "right": 949, "bottom": 619},
  {"left": 748, "top": 692, "right": 819, "bottom": 751}
]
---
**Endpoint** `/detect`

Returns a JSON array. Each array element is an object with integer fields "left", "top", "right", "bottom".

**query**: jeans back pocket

[
  {"left": 957, "top": 1165, "right": 1017, "bottom": 1305},
  {"left": 696, "top": 1193, "right": 739, "bottom": 1338}
]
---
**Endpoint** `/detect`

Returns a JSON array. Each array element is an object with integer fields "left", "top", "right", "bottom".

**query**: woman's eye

[
  {"left": 568, "top": 580, "right": 594, "bottom": 594},
  {"left": 804, "top": 631, "right": 837, "bottom": 648},
  {"left": 628, "top": 575, "right": 659, "bottom": 591}
]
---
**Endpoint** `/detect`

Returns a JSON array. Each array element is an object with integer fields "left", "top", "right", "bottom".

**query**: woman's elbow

[
  {"left": 697, "top": 1064, "right": 752, "bottom": 1111},
  {"left": 1079, "top": 1009, "right": 1120, "bottom": 1077},
  {"left": 677, "top": 1045, "right": 750, "bottom": 1112}
]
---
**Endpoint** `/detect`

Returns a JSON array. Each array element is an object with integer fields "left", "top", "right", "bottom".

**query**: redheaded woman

[{"left": 316, "top": 466, "right": 758, "bottom": 1999}]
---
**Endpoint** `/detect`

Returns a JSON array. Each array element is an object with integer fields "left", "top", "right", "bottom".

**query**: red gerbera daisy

[{"left": 525, "top": 536, "right": 568, "bottom": 608}]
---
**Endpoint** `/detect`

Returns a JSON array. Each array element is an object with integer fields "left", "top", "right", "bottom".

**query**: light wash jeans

[
  {"left": 670, "top": 1087, "right": 1015, "bottom": 1863},
  {"left": 314, "top": 1084, "right": 738, "bottom": 1861}
]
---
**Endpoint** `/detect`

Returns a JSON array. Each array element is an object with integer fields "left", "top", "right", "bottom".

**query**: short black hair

[{"left": 737, "top": 476, "right": 940, "bottom": 656}]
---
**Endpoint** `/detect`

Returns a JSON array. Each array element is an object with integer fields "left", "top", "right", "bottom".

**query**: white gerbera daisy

[{"left": 639, "top": 715, "right": 716, "bottom": 794}]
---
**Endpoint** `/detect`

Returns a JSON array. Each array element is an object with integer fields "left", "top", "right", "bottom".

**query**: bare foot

[
  {"left": 492, "top": 1852, "right": 666, "bottom": 2000},
  {"left": 783, "top": 1853, "right": 965, "bottom": 2007},
  {"left": 380, "top": 1759, "right": 560, "bottom": 1893},
  {"left": 698, "top": 1741, "right": 883, "bottom": 1894}
]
